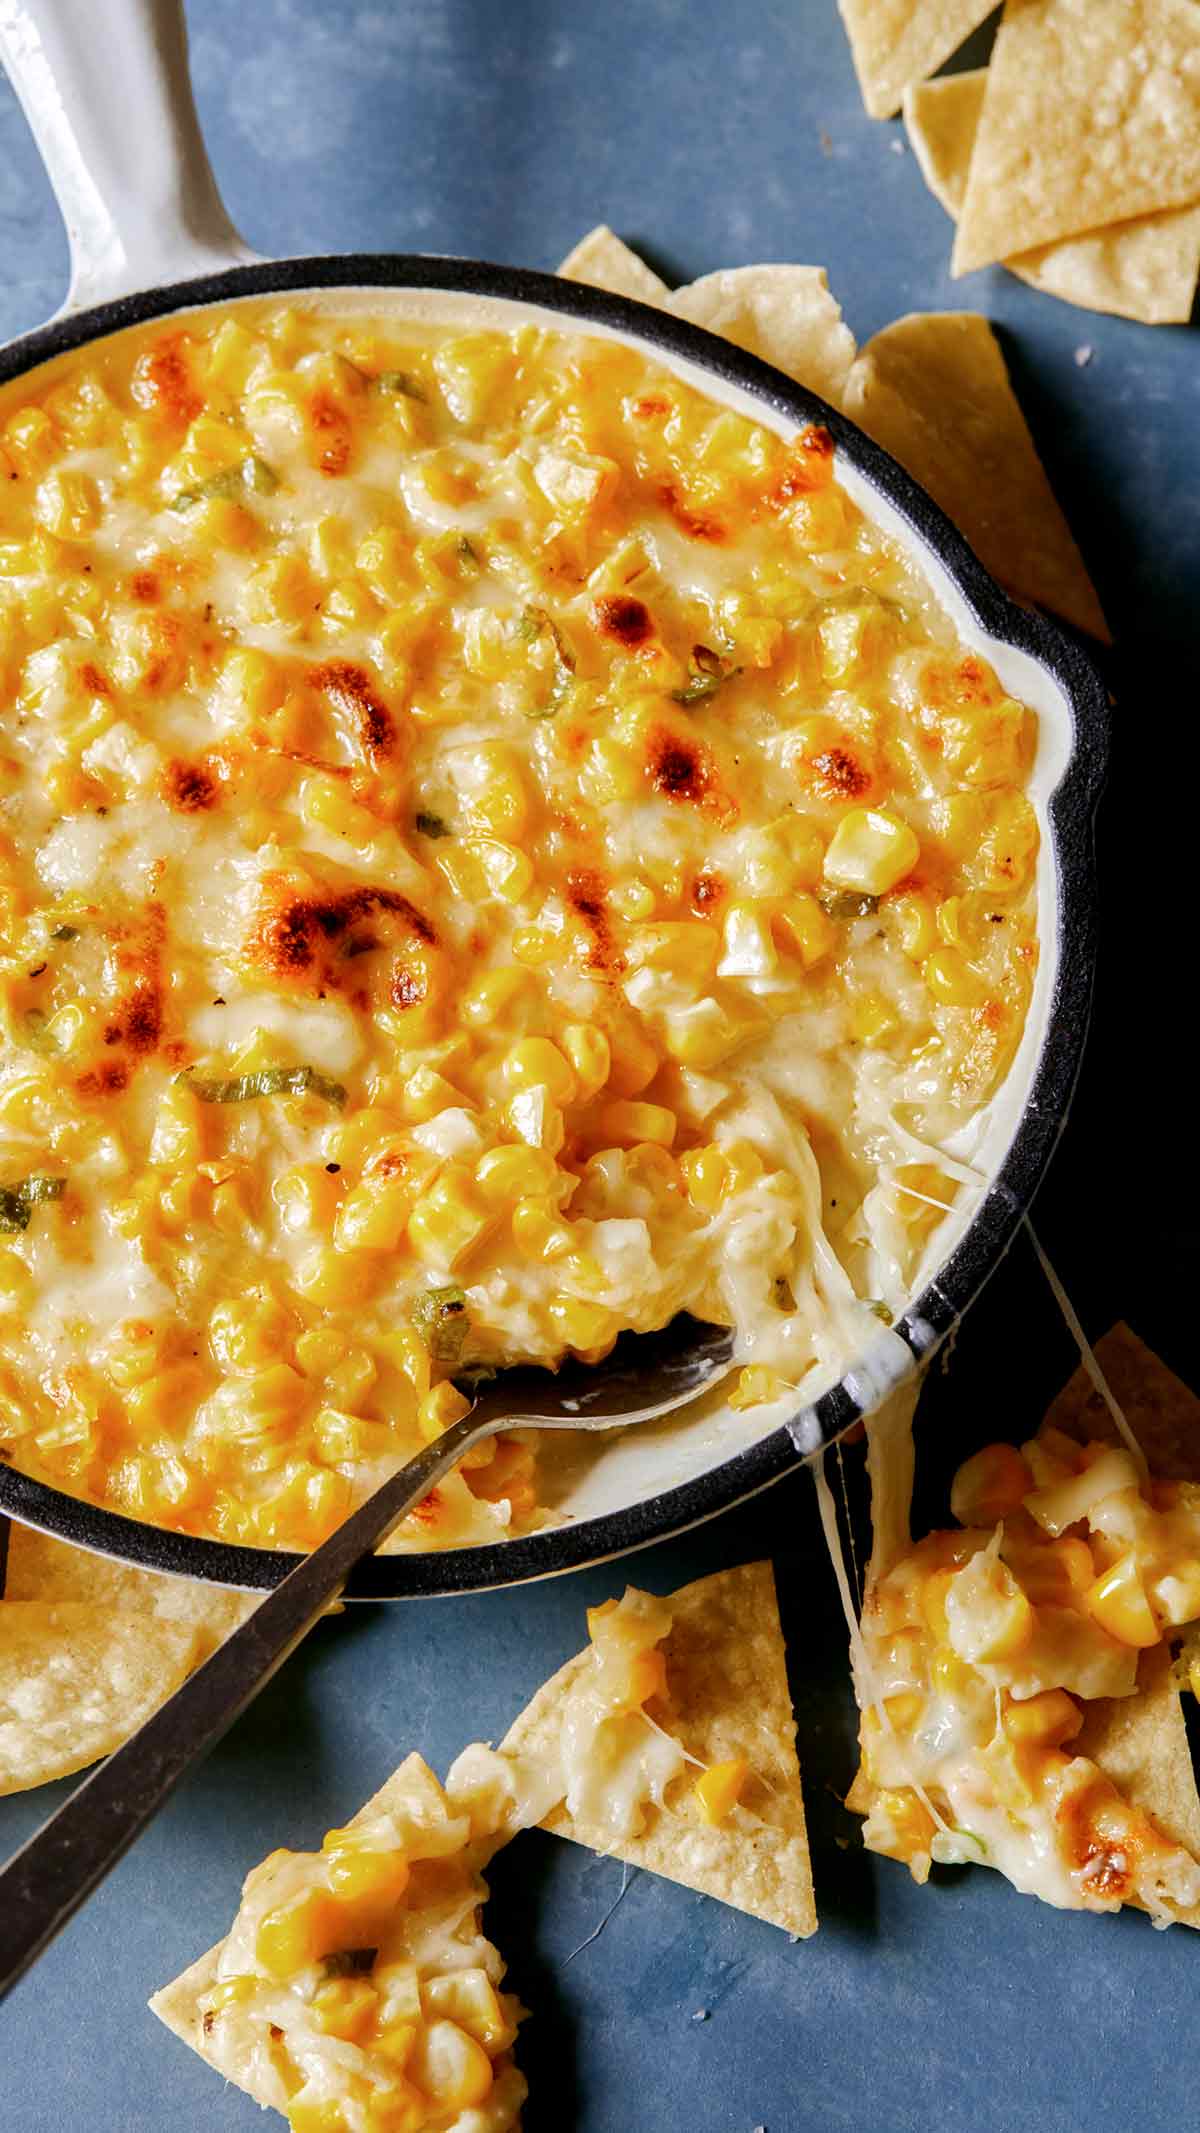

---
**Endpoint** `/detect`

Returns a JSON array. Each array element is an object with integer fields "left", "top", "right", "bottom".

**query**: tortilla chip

[
  {"left": 556, "top": 225, "right": 670, "bottom": 305},
  {"left": 906, "top": 70, "right": 1200, "bottom": 326},
  {"left": 1043, "top": 1323, "right": 1200, "bottom": 1481},
  {"left": 953, "top": 0, "right": 1200, "bottom": 276},
  {"left": 2, "top": 1523, "right": 253, "bottom": 1656},
  {"left": 151, "top": 1755, "right": 452, "bottom": 2100},
  {"left": 664, "top": 266, "right": 856, "bottom": 408},
  {"left": 836, "top": 0, "right": 996, "bottom": 120},
  {"left": 842, "top": 311, "right": 1109, "bottom": 639},
  {"left": 0, "top": 1600, "right": 196, "bottom": 1794},
  {"left": 1078, "top": 1646, "right": 1200, "bottom": 1929},
  {"left": 503, "top": 1562, "right": 816, "bottom": 1937}
]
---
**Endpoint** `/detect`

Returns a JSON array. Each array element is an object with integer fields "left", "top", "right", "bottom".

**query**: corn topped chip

[
  {"left": 851, "top": 1341, "right": 1200, "bottom": 1925},
  {"left": 153, "top": 1755, "right": 529, "bottom": 2133}
]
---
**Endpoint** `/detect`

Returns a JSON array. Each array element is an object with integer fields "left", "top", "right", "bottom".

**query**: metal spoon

[{"left": 0, "top": 1312, "right": 735, "bottom": 2001}]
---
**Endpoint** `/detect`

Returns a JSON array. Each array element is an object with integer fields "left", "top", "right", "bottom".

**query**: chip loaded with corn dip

[
  {"left": 849, "top": 1329, "right": 1200, "bottom": 1926},
  {"left": 0, "top": 296, "right": 1040, "bottom": 1553},
  {"left": 152, "top": 1754, "right": 531, "bottom": 2133},
  {"left": 152, "top": 1565, "right": 813, "bottom": 2126}
]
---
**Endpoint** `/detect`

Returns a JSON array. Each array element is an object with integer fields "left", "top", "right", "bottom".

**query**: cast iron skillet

[{"left": 0, "top": 2, "right": 1109, "bottom": 1599}]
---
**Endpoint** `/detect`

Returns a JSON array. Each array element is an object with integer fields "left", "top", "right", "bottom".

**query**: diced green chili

[
  {"left": 411, "top": 1284, "right": 471, "bottom": 1369},
  {"left": 670, "top": 644, "right": 739, "bottom": 707},
  {"left": 170, "top": 455, "right": 279, "bottom": 512},
  {"left": 864, "top": 1299, "right": 894, "bottom": 1325},
  {"left": 519, "top": 605, "right": 575, "bottom": 715},
  {"left": 414, "top": 810, "right": 451, "bottom": 839},
  {"left": 50, "top": 923, "right": 79, "bottom": 942},
  {"left": 0, "top": 1174, "right": 67, "bottom": 1234},
  {"left": 818, "top": 888, "right": 880, "bottom": 921},
  {"left": 182, "top": 1064, "right": 347, "bottom": 1108},
  {"left": 456, "top": 535, "right": 481, "bottom": 573},
  {"left": 374, "top": 370, "right": 427, "bottom": 402},
  {"left": 320, "top": 1947, "right": 377, "bottom": 1979}
]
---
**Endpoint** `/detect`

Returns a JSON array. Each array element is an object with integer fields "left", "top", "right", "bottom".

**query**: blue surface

[{"left": 1, "top": 3, "right": 1197, "bottom": 2129}]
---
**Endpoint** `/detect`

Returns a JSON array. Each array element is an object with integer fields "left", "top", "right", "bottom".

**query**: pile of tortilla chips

[
  {"left": 0, "top": 1519, "right": 250, "bottom": 1795},
  {"left": 558, "top": 224, "right": 1107, "bottom": 636},
  {"left": 837, "top": 0, "right": 1200, "bottom": 326}
]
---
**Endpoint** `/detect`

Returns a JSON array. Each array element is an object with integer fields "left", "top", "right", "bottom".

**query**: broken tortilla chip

[
  {"left": 906, "top": 69, "right": 1200, "bottom": 326},
  {"left": 842, "top": 310, "right": 1109, "bottom": 639},
  {"left": 556, "top": 225, "right": 670, "bottom": 305},
  {"left": 1078, "top": 1646, "right": 1200, "bottom": 1929},
  {"left": 664, "top": 265, "right": 856, "bottom": 408},
  {"left": 503, "top": 1561, "right": 816, "bottom": 1938},
  {"left": 0, "top": 1600, "right": 196, "bottom": 1795},
  {"left": 1043, "top": 1323, "right": 1200, "bottom": 1481},
  {"left": 952, "top": 0, "right": 1200, "bottom": 277},
  {"left": 836, "top": 0, "right": 996, "bottom": 120},
  {"left": 2, "top": 1523, "right": 253, "bottom": 1657}
]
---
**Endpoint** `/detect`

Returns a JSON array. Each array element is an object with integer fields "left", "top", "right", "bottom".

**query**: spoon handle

[{"left": 0, "top": 1406, "right": 494, "bottom": 2003}]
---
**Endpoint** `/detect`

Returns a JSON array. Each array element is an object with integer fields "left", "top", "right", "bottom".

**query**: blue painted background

[{"left": 1, "top": 3, "right": 1196, "bottom": 2129}]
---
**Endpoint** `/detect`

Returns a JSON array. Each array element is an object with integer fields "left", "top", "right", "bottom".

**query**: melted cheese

[{"left": 0, "top": 302, "right": 1039, "bottom": 1550}]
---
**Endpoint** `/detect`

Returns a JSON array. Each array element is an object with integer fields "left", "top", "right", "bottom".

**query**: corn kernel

[
  {"left": 679, "top": 1145, "right": 728, "bottom": 1213},
  {"left": 334, "top": 1176, "right": 415, "bottom": 1253},
  {"left": 823, "top": 808, "right": 920, "bottom": 898},
  {"left": 511, "top": 1197, "right": 572, "bottom": 1260},
  {"left": 922, "top": 947, "right": 986, "bottom": 1010},
  {"left": 407, "top": 1166, "right": 494, "bottom": 1269},
  {"left": 597, "top": 1099, "right": 676, "bottom": 1149},
  {"left": 889, "top": 890, "right": 938, "bottom": 961},
  {"left": 1001, "top": 1688, "right": 1083, "bottom": 1749},
  {"left": 310, "top": 1975, "right": 379, "bottom": 2041},
  {"left": 728, "top": 1365, "right": 784, "bottom": 1410},
  {"left": 209, "top": 1292, "right": 293, "bottom": 1373},
  {"left": 693, "top": 1757, "right": 750, "bottom": 1824},
  {"left": 475, "top": 1143, "right": 560, "bottom": 1204},
  {"left": 1084, "top": 1551, "right": 1160, "bottom": 1649},
  {"left": 502, "top": 1036, "right": 576, "bottom": 1105},
  {"left": 322, "top": 1831, "right": 411, "bottom": 1907},
  {"left": 549, "top": 1294, "right": 615, "bottom": 1351},
  {"left": 423, "top": 1967, "right": 514, "bottom": 2050},
  {"left": 950, "top": 1443, "right": 1033, "bottom": 1527},
  {"left": 561, "top": 1021, "right": 611, "bottom": 1096},
  {"left": 256, "top": 1888, "right": 341, "bottom": 1978},
  {"left": 408, "top": 2019, "right": 494, "bottom": 2113},
  {"left": 773, "top": 894, "right": 834, "bottom": 968},
  {"left": 417, "top": 1380, "right": 474, "bottom": 1442}
]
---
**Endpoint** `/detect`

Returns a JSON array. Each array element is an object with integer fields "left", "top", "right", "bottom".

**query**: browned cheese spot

[
  {"left": 130, "top": 336, "right": 202, "bottom": 426},
  {"left": 659, "top": 484, "right": 727, "bottom": 544},
  {"left": 691, "top": 868, "right": 726, "bottom": 915},
  {"left": 310, "top": 659, "right": 396, "bottom": 764},
  {"left": 77, "top": 1060, "right": 130, "bottom": 1099},
  {"left": 248, "top": 881, "right": 435, "bottom": 985},
  {"left": 592, "top": 594, "right": 654, "bottom": 648},
  {"left": 764, "top": 424, "right": 834, "bottom": 510},
  {"left": 566, "top": 866, "right": 623, "bottom": 974},
  {"left": 309, "top": 389, "right": 352, "bottom": 476},
  {"left": 163, "top": 757, "right": 219, "bottom": 813},
  {"left": 810, "top": 746, "right": 872, "bottom": 802}
]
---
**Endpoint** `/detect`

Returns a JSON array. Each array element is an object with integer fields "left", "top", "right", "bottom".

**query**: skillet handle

[{"left": 0, "top": 0, "right": 256, "bottom": 315}]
